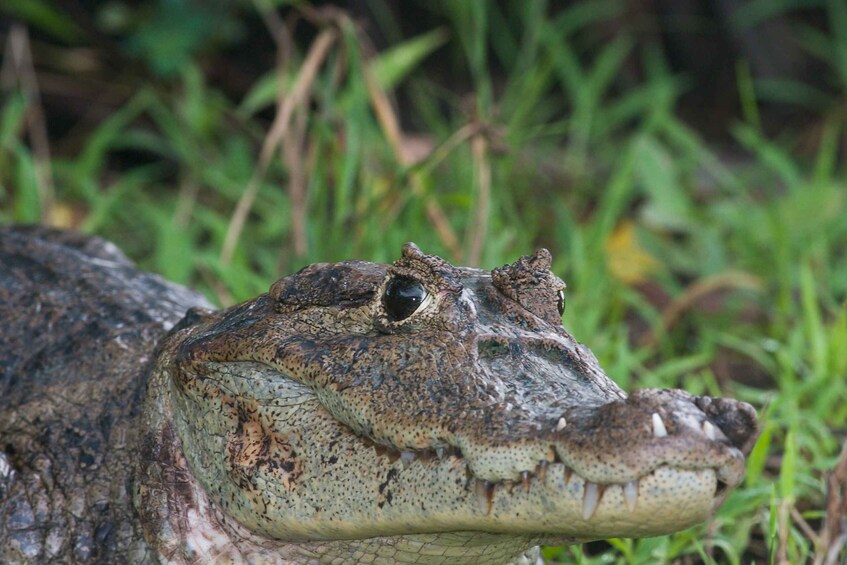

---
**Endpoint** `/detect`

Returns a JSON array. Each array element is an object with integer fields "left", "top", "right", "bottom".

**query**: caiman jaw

[
  {"left": 165, "top": 353, "right": 754, "bottom": 543},
  {"left": 373, "top": 387, "right": 751, "bottom": 523}
]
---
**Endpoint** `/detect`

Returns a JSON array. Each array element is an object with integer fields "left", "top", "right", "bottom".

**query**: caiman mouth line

[{"left": 352, "top": 408, "right": 730, "bottom": 521}]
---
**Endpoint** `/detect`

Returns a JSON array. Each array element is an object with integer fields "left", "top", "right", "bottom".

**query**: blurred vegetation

[{"left": 1, "top": 1, "right": 846, "bottom": 563}]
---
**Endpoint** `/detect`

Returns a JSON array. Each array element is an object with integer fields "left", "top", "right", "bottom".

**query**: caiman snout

[
  {"left": 450, "top": 386, "right": 758, "bottom": 531},
  {"left": 548, "top": 388, "right": 758, "bottom": 505},
  {"left": 468, "top": 328, "right": 757, "bottom": 494},
  {"left": 691, "top": 393, "right": 760, "bottom": 455}
]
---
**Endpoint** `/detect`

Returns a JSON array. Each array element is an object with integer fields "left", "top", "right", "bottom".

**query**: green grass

[{"left": 1, "top": 1, "right": 846, "bottom": 563}]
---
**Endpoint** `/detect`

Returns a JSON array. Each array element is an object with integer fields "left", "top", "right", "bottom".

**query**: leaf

[
  {"left": 239, "top": 72, "right": 294, "bottom": 116},
  {"left": 0, "top": 94, "right": 28, "bottom": 148},
  {"left": 123, "top": 0, "right": 242, "bottom": 77},
  {"left": 779, "top": 430, "right": 796, "bottom": 502},
  {"left": 12, "top": 144, "right": 40, "bottom": 222},
  {"left": 633, "top": 135, "right": 693, "bottom": 231},
  {"left": 745, "top": 420, "right": 772, "bottom": 486},
  {"left": 604, "top": 220, "right": 659, "bottom": 284},
  {"left": 370, "top": 28, "right": 449, "bottom": 91},
  {"left": 1, "top": 0, "right": 83, "bottom": 43}
]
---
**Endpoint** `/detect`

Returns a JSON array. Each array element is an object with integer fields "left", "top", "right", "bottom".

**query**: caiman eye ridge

[{"left": 383, "top": 276, "right": 431, "bottom": 321}]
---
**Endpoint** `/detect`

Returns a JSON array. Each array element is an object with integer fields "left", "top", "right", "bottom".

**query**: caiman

[{"left": 0, "top": 226, "right": 758, "bottom": 564}]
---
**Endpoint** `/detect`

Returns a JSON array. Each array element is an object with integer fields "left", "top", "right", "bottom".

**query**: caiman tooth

[
  {"left": 520, "top": 471, "right": 531, "bottom": 493},
  {"left": 400, "top": 451, "right": 416, "bottom": 468},
  {"left": 623, "top": 480, "right": 638, "bottom": 512},
  {"left": 651, "top": 412, "right": 668, "bottom": 438},
  {"left": 435, "top": 446, "right": 445, "bottom": 459},
  {"left": 563, "top": 467, "right": 573, "bottom": 485},
  {"left": 582, "top": 482, "right": 603, "bottom": 520},
  {"left": 555, "top": 417, "right": 567, "bottom": 432},
  {"left": 702, "top": 420, "right": 716, "bottom": 440},
  {"left": 474, "top": 480, "right": 495, "bottom": 515},
  {"left": 537, "top": 460, "right": 549, "bottom": 481}
]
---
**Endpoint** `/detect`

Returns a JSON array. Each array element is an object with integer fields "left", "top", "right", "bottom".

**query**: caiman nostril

[{"left": 694, "top": 396, "right": 760, "bottom": 454}]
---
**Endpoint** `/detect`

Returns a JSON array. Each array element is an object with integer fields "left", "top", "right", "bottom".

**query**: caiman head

[{"left": 137, "top": 243, "right": 758, "bottom": 563}]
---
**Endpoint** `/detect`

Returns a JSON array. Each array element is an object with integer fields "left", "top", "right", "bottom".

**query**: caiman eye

[
  {"left": 383, "top": 276, "right": 430, "bottom": 321},
  {"left": 556, "top": 289, "right": 566, "bottom": 316}
]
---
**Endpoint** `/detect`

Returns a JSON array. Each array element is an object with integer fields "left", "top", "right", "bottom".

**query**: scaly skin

[
  {"left": 0, "top": 227, "right": 210, "bottom": 563},
  {"left": 0, "top": 229, "right": 757, "bottom": 564}
]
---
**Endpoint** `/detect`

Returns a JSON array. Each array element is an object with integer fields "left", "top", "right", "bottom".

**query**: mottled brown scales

[
  {"left": 1, "top": 227, "right": 758, "bottom": 564},
  {"left": 1, "top": 227, "right": 209, "bottom": 563},
  {"left": 226, "top": 412, "right": 302, "bottom": 493},
  {"left": 491, "top": 248, "right": 566, "bottom": 326}
]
